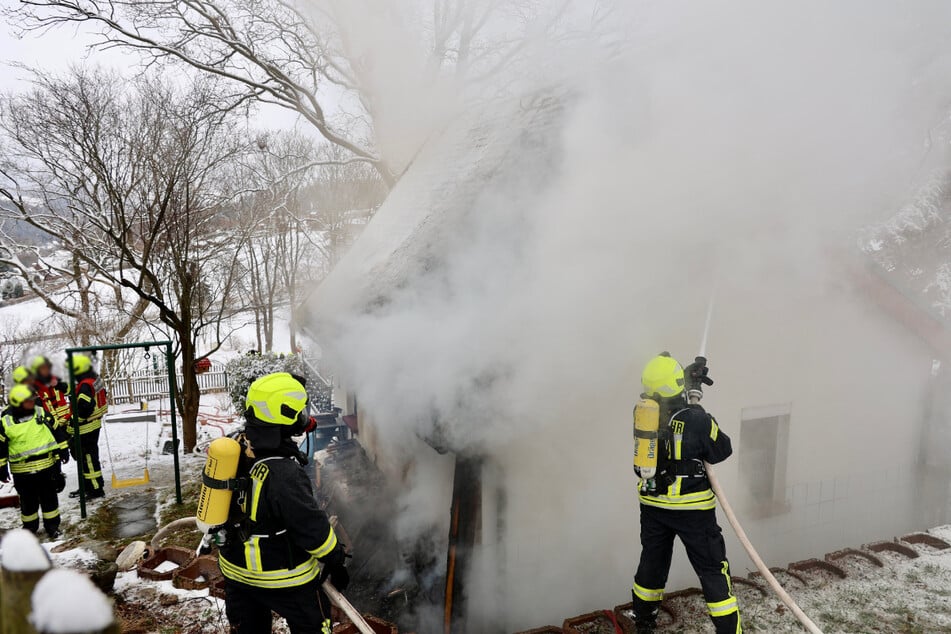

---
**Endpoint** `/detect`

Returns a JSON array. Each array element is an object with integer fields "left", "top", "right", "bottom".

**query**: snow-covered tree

[{"left": 0, "top": 66, "right": 253, "bottom": 451}]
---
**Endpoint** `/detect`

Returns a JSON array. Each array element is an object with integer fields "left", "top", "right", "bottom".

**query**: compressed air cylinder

[
  {"left": 196, "top": 437, "right": 241, "bottom": 534},
  {"left": 633, "top": 397, "right": 661, "bottom": 479}
]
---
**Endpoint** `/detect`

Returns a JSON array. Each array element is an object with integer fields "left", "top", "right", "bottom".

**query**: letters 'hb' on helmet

[
  {"left": 8, "top": 384, "right": 36, "bottom": 408},
  {"left": 30, "top": 355, "right": 52, "bottom": 374},
  {"left": 641, "top": 352, "right": 685, "bottom": 399},
  {"left": 71, "top": 354, "right": 93, "bottom": 376},
  {"left": 245, "top": 372, "right": 308, "bottom": 428},
  {"left": 12, "top": 366, "right": 31, "bottom": 384}
]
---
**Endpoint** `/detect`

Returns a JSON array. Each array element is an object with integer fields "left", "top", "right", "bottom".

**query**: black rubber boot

[{"left": 632, "top": 590, "right": 658, "bottom": 634}]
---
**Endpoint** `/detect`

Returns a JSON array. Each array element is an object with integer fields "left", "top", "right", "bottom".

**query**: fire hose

[
  {"left": 703, "top": 462, "right": 824, "bottom": 634},
  {"left": 692, "top": 292, "right": 823, "bottom": 634},
  {"left": 148, "top": 518, "right": 376, "bottom": 634}
]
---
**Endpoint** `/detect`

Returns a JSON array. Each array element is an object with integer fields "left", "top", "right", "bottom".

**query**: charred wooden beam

[{"left": 444, "top": 455, "right": 483, "bottom": 634}]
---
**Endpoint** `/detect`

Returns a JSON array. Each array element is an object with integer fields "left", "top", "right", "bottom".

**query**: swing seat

[{"left": 112, "top": 468, "right": 151, "bottom": 489}]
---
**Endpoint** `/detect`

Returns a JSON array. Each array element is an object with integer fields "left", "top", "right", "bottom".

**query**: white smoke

[{"left": 307, "top": 0, "right": 951, "bottom": 628}]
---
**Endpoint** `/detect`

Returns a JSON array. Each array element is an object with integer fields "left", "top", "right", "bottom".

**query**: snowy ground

[
  {"left": 0, "top": 398, "right": 240, "bottom": 535},
  {"left": 614, "top": 525, "right": 951, "bottom": 633},
  {"left": 0, "top": 398, "right": 250, "bottom": 633}
]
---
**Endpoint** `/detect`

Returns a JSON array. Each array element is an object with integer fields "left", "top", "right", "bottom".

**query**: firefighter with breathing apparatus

[
  {"left": 12, "top": 365, "right": 33, "bottom": 386},
  {"left": 196, "top": 372, "right": 348, "bottom": 634},
  {"left": 632, "top": 353, "right": 741, "bottom": 634},
  {"left": 0, "top": 384, "right": 69, "bottom": 538}
]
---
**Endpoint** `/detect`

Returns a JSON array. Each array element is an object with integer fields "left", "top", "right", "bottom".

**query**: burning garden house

[{"left": 303, "top": 75, "right": 951, "bottom": 631}]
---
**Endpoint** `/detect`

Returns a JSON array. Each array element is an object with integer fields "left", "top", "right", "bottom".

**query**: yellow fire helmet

[
  {"left": 8, "top": 384, "right": 36, "bottom": 408},
  {"left": 641, "top": 352, "right": 685, "bottom": 399},
  {"left": 245, "top": 372, "right": 308, "bottom": 427},
  {"left": 71, "top": 354, "right": 93, "bottom": 376},
  {"left": 11, "top": 366, "right": 31, "bottom": 384},
  {"left": 29, "top": 355, "right": 51, "bottom": 374}
]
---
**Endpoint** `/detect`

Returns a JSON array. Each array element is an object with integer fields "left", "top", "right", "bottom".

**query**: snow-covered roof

[
  {"left": 305, "top": 89, "right": 571, "bottom": 327},
  {"left": 862, "top": 171, "right": 951, "bottom": 323}
]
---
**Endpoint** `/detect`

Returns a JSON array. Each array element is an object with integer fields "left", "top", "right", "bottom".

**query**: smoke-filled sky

[
  {"left": 307, "top": 0, "right": 951, "bottom": 628},
  {"left": 311, "top": 0, "right": 951, "bottom": 451}
]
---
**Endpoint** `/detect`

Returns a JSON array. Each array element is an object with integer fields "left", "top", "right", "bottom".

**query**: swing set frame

[{"left": 66, "top": 341, "right": 183, "bottom": 519}]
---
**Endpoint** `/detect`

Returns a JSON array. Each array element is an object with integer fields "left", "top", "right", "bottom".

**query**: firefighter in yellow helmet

[
  {"left": 69, "top": 354, "right": 107, "bottom": 499},
  {"left": 30, "top": 355, "right": 71, "bottom": 433},
  {"left": 0, "top": 385, "right": 69, "bottom": 538},
  {"left": 12, "top": 365, "right": 32, "bottom": 385},
  {"left": 218, "top": 372, "right": 348, "bottom": 634},
  {"left": 632, "top": 353, "right": 741, "bottom": 634}
]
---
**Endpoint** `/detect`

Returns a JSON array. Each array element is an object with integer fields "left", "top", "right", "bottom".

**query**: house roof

[
  {"left": 862, "top": 171, "right": 951, "bottom": 324},
  {"left": 305, "top": 89, "right": 571, "bottom": 332}
]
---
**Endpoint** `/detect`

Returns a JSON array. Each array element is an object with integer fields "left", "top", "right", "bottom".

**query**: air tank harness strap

[
  {"left": 202, "top": 472, "right": 248, "bottom": 491},
  {"left": 667, "top": 460, "right": 707, "bottom": 478}
]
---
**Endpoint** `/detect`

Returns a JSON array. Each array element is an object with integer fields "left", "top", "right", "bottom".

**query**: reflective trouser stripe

[
  {"left": 42, "top": 509, "right": 60, "bottom": 519},
  {"left": 308, "top": 528, "right": 338, "bottom": 559},
  {"left": 11, "top": 456, "right": 56, "bottom": 474},
  {"left": 21, "top": 511, "right": 38, "bottom": 522},
  {"left": 708, "top": 597, "right": 739, "bottom": 617},
  {"left": 85, "top": 455, "right": 101, "bottom": 489},
  {"left": 633, "top": 582, "right": 664, "bottom": 602}
]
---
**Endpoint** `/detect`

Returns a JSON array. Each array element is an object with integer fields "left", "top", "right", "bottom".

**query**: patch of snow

[
  {"left": 45, "top": 546, "right": 100, "bottom": 570},
  {"left": 153, "top": 560, "right": 180, "bottom": 574},
  {"left": 31, "top": 569, "right": 113, "bottom": 632},
  {"left": 2, "top": 529, "right": 51, "bottom": 572}
]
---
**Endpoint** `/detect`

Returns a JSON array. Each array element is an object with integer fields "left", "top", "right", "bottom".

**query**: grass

[
  {"left": 155, "top": 480, "right": 203, "bottom": 549},
  {"left": 67, "top": 497, "right": 121, "bottom": 543}
]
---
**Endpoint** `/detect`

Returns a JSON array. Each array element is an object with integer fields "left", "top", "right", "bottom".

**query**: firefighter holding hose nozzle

[
  {"left": 197, "top": 372, "right": 349, "bottom": 634},
  {"left": 631, "top": 353, "right": 741, "bottom": 634}
]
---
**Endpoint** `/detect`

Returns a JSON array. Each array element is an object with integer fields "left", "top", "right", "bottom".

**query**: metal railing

[{"left": 104, "top": 361, "right": 229, "bottom": 404}]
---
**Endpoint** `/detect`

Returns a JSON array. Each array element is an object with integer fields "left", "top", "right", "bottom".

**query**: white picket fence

[{"left": 104, "top": 361, "right": 229, "bottom": 404}]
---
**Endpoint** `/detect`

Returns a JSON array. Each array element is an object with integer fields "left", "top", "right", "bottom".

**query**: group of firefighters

[
  {"left": 0, "top": 349, "right": 735, "bottom": 633},
  {"left": 201, "top": 355, "right": 740, "bottom": 634},
  {"left": 1, "top": 353, "right": 108, "bottom": 538}
]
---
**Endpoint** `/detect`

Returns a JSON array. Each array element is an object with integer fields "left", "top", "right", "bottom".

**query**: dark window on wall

[{"left": 739, "top": 405, "right": 791, "bottom": 518}]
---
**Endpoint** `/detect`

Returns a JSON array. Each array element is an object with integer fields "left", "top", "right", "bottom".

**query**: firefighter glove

[
  {"left": 319, "top": 542, "right": 350, "bottom": 591},
  {"left": 0, "top": 465, "right": 9, "bottom": 483},
  {"left": 60, "top": 450, "right": 70, "bottom": 464},
  {"left": 684, "top": 357, "right": 714, "bottom": 391}
]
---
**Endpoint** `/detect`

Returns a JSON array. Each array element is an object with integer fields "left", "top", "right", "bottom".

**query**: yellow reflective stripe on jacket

[
  {"left": 639, "top": 487, "right": 717, "bottom": 511},
  {"left": 69, "top": 419, "right": 102, "bottom": 435},
  {"left": 11, "top": 456, "right": 56, "bottom": 474},
  {"left": 10, "top": 440, "right": 60, "bottom": 462},
  {"left": 633, "top": 582, "right": 664, "bottom": 602},
  {"left": 2, "top": 411, "right": 59, "bottom": 471},
  {"left": 218, "top": 554, "right": 321, "bottom": 589},
  {"left": 710, "top": 419, "right": 720, "bottom": 441},
  {"left": 671, "top": 419, "right": 685, "bottom": 461},
  {"left": 707, "top": 596, "right": 739, "bottom": 617},
  {"left": 245, "top": 536, "right": 264, "bottom": 572},
  {"left": 49, "top": 404, "right": 71, "bottom": 428},
  {"left": 308, "top": 528, "right": 338, "bottom": 559},
  {"left": 248, "top": 461, "right": 271, "bottom": 521}
]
